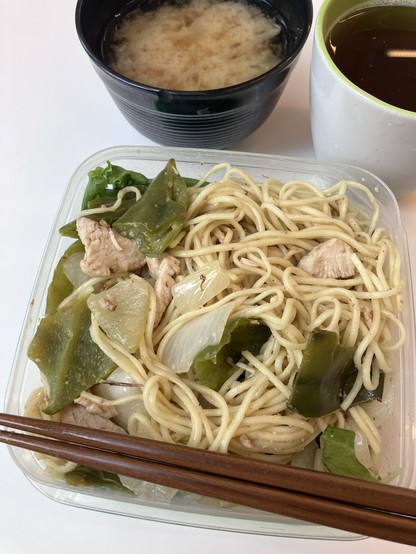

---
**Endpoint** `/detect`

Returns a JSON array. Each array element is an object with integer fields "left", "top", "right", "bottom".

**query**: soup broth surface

[
  {"left": 106, "top": 0, "right": 283, "bottom": 91},
  {"left": 326, "top": 5, "right": 416, "bottom": 112}
]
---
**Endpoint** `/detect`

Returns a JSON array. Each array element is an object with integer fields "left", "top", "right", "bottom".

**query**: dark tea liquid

[{"left": 326, "top": 5, "right": 416, "bottom": 112}]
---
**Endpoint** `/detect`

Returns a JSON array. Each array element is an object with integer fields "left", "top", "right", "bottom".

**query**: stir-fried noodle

[{"left": 27, "top": 163, "right": 405, "bottom": 480}]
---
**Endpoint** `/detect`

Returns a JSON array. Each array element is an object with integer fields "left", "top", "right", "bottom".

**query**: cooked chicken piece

[
  {"left": 213, "top": 228, "right": 226, "bottom": 244},
  {"left": 361, "top": 304, "right": 373, "bottom": 329},
  {"left": 238, "top": 432, "right": 289, "bottom": 454},
  {"left": 267, "top": 245, "right": 285, "bottom": 258},
  {"left": 146, "top": 254, "right": 180, "bottom": 325},
  {"left": 60, "top": 403, "right": 126, "bottom": 434},
  {"left": 74, "top": 395, "right": 118, "bottom": 419},
  {"left": 76, "top": 217, "right": 146, "bottom": 277},
  {"left": 239, "top": 434, "right": 254, "bottom": 449},
  {"left": 297, "top": 238, "right": 356, "bottom": 279}
]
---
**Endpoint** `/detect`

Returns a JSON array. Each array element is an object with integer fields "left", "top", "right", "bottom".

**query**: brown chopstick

[
  {"left": 1, "top": 413, "right": 415, "bottom": 545},
  {"left": 1, "top": 412, "right": 414, "bottom": 517}
]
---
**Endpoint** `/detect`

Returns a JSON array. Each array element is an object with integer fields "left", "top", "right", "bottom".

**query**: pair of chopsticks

[{"left": 1, "top": 412, "right": 415, "bottom": 546}]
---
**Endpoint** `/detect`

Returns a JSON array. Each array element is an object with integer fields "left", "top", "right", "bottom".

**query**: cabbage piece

[
  {"left": 172, "top": 261, "right": 231, "bottom": 313},
  {"left": 321, "top": 426, "right": 378, "bottom": 482},
  {"left": 193, "top": 318, "right": 271, "bottom": 391},
  {"left": 161, "top": 302, "right": 235, "bottom": 374},
  {"left": 81, "top": 161, "right": 150, "bottom": 210}
]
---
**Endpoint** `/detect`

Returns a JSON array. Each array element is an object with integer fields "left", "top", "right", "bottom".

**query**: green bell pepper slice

[
  {"left": 65, "top": 465, "right": 133, "bottom": 493},
  {"left": 81, "top": 160, "right": 199, "bottom": 211},
  {"left": 287, "top": 329, "right": 356, "bottom": 418},
  {"left": 59, "top": 197, "right": 137, "bottom": 239},
  {"left": 342, "top": 367, "right": 384, "bottom": 407},
  {"left": 61, "top": 160, "right": 199, "bottom": 240},
  {"left": 193, "top": 318, "right": 271, "bottom": 391},
  {"left": 28, "top": 286, "right": 116, "bottom": 415},
  {"left": 113, "top": 159, "right": 188, "bottom": 256}
]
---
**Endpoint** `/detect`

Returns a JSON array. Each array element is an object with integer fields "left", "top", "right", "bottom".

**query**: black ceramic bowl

[{"left": 75, "top": 0, "right": 313, "bottom": 149}]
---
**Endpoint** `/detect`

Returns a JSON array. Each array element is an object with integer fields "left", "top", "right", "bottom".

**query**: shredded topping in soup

[{"left": 107, "top": 0, "right": 283, "bottom": 90}]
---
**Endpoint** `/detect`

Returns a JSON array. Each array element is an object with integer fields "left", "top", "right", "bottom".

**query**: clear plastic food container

[{"left": 5, "top": 146, "right": 416, "bottom": 540}]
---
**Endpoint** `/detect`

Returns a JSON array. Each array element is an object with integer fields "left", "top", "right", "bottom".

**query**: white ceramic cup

[{"left": 310, "top": 0, "right": 416, "bottom": 198}]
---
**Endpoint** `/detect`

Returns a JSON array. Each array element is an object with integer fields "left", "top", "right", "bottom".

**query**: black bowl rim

[{"left": 75, "top": 0, "right": 313, "bottom": 98}]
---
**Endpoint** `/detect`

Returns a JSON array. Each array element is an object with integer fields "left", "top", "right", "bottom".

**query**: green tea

[{"left": 326, "top": 5, "right": 416, "bottom": 112}]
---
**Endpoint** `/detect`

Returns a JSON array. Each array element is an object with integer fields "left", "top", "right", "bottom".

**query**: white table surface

[{"left": 1, "top": 1, "right": 415, "bottom": 552}]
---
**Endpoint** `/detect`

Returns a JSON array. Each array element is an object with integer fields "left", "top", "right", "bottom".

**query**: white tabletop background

[{"left": 1, "top": 1, "right": 415, "bottom": 552}]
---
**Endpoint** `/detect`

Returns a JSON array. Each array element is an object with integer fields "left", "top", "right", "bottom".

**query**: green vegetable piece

[
  {"left": 193, "top": 318, "right": 271, "bottom": 391},
  {"left": 60, "top": 160, "right": 198, "bottom": 239},
  {"left": 321, "top": 426, "right": 378, "bottom": 482},
  {"left": 65, "top": 465, "right": 133, "bottom": 493},
  {"left": 45, "top": 240, "right": 85, "bottom": 315},
  {"left": 113, "top": 159, "right": 188, "bottom": 256},
  {"left": 183, "top": 177, "right": 200, "bottom": 188},
  {"left": 59, "top": 197, "right": 137, "bottom": 239},
  {"left": 86, "top": 194, "right": 136, "bottom": 210},
  {"left": 81, "top": 161, "right": 150, "bottom": 210},
  {"left": 287, "top": 329, "right": 355, "bottom": 418},
  {"left": 28, "top": 288, "right": 116, "bottom": 415},
  {"left": 343, "top": 367, "right": 385, "bottom": 407}
]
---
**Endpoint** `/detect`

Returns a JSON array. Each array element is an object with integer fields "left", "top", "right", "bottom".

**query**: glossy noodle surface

[{"left": 26, "top": 162, "right": 405, "bottom": 489}]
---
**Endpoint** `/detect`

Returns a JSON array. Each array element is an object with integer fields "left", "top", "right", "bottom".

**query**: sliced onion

[
  {"left": 364, "top": 373, "right": 395, "bottom": 427},
  {"left": 63, "top": 252, "right": 90, "bottom": 288},
  {"left": 345, "top": 417, "right": 373, "bottom": 469},
  {"left": 290, "top": 440, "right": 318, "bottom": 470},
  {"left": 171, "top": 261, "right": 231, "bottom": 314},
  {"left": 161, "top": 301, "right": 235, "bottom": 374},
  {"left": 93, "top": 368, "right": 144, "bottom": 430},
  {"left": 119, "top": 475, "right": 177, "bottom": 499}
]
